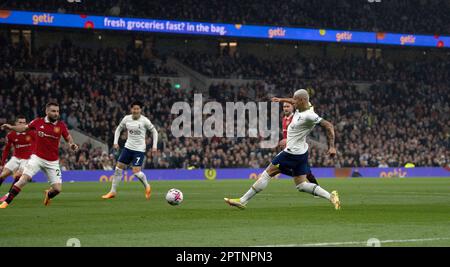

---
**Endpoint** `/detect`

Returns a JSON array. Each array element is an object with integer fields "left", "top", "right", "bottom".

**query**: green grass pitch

[{"left": 0, "top": 178, "right": 449, "bottom": 247}]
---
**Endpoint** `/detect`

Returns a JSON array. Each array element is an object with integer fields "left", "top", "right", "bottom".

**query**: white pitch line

[{"left": 252, "top": 237, "right": 450, "bottom": 247}]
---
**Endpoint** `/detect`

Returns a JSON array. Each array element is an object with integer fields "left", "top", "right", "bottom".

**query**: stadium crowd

[
  {"left": 3, "top": 34, "right": 448, "bottom": 84},
  {"left": 0, "top": 33, "right": 448, "bottom": 170},
  {"left": 0, "top": 36, "right": 176, "bottom": 76},
  {"left": 1, "top": 65, "right": 448, "bottom": 170},
  {"left": 2, "top": 0, "right": 450, "bottom": 34},
  {"left": 175, "top": 49, "right": 450, "bottom": 84}
]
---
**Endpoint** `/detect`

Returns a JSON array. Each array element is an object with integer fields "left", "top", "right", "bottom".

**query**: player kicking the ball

[
  {"left": 102, "top": 101, "right": 158, "bottom": 200},
  {"left": 0, "top": 115, "right": 35, "bottom": 201},
  {"left": 0, "top": 102, "right": 79, "bottom": 209},
  {"left": 280, "top": 102, "right": 320, "bottom": 187},
  {"left": 225, "top": 89, "right": 341, "bottom": 210}
]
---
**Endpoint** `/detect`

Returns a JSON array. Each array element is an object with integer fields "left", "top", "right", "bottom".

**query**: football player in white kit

[
  {"left": 102, "top": 101, "right": 158, "bottom": 200},
  {"left": 225, "top": 89, "right": 341, "bottom": 210}
]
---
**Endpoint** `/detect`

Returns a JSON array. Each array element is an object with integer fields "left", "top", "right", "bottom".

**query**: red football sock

[
  {"left": 5, "top": 185, "right": 21, "bottom": 204},
  {"left": 47, "top": 189, "right": 60, "bottom": 199},
  {"left": 9, "top": 177, "right": 20, "bottom": 191}
]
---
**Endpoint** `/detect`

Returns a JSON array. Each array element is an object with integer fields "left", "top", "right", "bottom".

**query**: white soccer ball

[{"left": 166, "top": 188, "right": 183, "bottom": 206}]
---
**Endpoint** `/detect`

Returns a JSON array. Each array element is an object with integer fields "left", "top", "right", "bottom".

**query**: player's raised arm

[
  {"left": 2, "top": 117, "right": 42, "bottom": 133},
  {"left": 0, "top": 123, "right": 28, "bottom": 133},
  {"left": 319, "top": 119, "right": 336, "bottom": 157},
  {"left": 271, "top": 97, "right": 296, "bottom": 105}
]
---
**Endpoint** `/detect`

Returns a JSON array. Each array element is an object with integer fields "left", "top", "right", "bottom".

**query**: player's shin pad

[
  {"left": 296, "top": 182, "right": 331, "bottom": 200},
  {"left": 252, "top": 171, "right": 271, "bottom": 192}
]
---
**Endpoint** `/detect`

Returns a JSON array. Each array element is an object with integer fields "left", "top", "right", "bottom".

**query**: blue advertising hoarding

[
  {"left": 6, "top": 167, "right": 448, "bottom": 184},
  {"left": 0, "top": 10, "right": 448, "bottom": 48}
]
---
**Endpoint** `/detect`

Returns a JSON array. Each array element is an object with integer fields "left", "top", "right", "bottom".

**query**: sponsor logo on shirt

[
  {"left": 38, "top": 131, "right": 59, "bottom": 139},
  {"left": 16, "top": 144, "right": 32, "bottom": 149},
  {"left": 129, "top": 129, "right": 142, "bottom": 135}
]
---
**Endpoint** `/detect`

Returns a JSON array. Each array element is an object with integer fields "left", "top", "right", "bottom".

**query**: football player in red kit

[
  {"left": 280, "top": 102, "right": 319, "bottom": 185},
  {"left": 0, "top": 115, "right": 35, "bottom": 201},
  {"left": 0, "top": 102, "right": 78, "bottom": 209}
]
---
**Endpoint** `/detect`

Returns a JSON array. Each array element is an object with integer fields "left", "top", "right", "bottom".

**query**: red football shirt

[
  {"left": 28, "top": 117, "right": 69, "bottom": 161},
  {"left": 1, "top": 130, "right": 35, "bottom": 166},
  {"left": 282, "top": 114, "right": 294, "bottom": 139}
]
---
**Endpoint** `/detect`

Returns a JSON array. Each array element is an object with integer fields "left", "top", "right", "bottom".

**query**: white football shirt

[
  {"left": 284, "top": 108, "right": 323, "bottom": 155},
  {"left": 113, "top": 115, "right": 158, "bottom": 152}
]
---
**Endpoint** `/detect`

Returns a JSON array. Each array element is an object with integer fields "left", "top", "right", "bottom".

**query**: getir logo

[
  {"left": 268, "top": 28, "right": 286, "bottom": 38},
  {"left": 336, "top": 32, "right": 352, "bottom": 42},
  {"left": 32, "top": 14, "right": 54, "bottom": 25},
  {"left": 400, "top": 35, "right": 416, "bottom": 45}
]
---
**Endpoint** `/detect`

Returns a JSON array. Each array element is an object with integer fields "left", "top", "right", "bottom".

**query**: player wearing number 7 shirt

[
  {"left": 102, "top": 101, "right": 158, "bottom": 200},
  {"left": 0, "top": 102, "right": 79, "bottom": 209}
]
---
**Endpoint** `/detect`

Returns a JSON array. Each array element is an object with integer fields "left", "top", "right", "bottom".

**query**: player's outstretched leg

[
  {"left": 306, "top": 171, "right": 321, "bottom": 199},
  {"left": 295, "top": 176, "right": 341, "bottom": 210},
  {"left": 305, "top": 163, "right": 320, "bottom": 200},
  {"left": 102, "top": 166, "right": 124, "bottom": 199},
  {"left": 225, "top": 164, "right": 280, "bottom": 209},
  {"left": 132, "top": 168, "right": 151, "bottom": 200},
  {"left": 0, "top": 174, "right": 31, "bottom": 209}
]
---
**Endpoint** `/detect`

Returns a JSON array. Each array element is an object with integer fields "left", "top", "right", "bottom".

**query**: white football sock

[
  {"left": 134, "top": 171, "right": 149, "bottom": 188},
  {"left": 240, "top": 171, "right": 271, "bottom": 204},
  {"left": 110, "top": 167, "right": 123, "bottom": 193},
  {"left": 296, "top": 182, "right": 331, "bottom": 200}
]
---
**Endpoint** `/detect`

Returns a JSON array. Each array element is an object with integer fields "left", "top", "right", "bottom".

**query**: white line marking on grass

[{"left": 252, "top": 237, "right": 450, "bottom": 247}]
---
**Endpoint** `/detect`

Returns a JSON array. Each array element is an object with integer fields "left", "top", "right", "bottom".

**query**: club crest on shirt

[{"left": 54, "top": 127, "right": 60, "bottom": 134}]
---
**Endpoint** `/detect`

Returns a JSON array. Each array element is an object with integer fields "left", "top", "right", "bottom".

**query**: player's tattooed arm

[
  {"left": 0, "top": 124, "right": 28, "bottom": 133},
  {"left": 319, "top": 119, "right": 336, "bottom": 157},
  {"left": 271, "top": 97, "right": 296, "bottom": 105}
]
